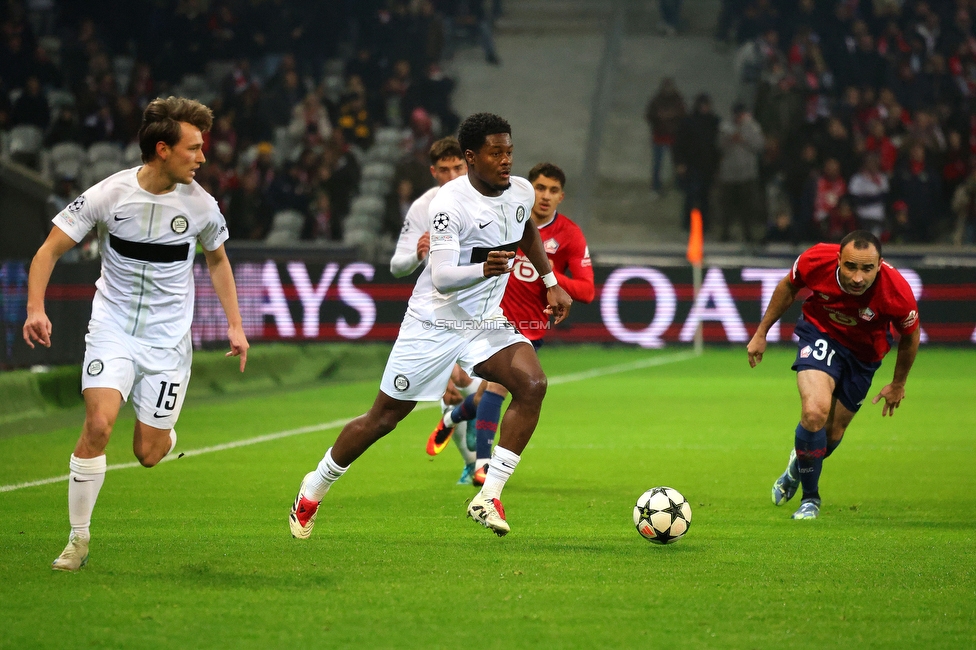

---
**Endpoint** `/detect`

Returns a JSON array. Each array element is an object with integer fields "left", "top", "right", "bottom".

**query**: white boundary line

[{"left": 0, "top": 350, "right": 698, "bottom": 494}]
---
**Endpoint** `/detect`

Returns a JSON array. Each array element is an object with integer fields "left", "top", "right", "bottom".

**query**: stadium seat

[
  {"left": 362, "top": 162, "right": 395, "bottom": 183},
  {"left": 123, "top": 142, "right": 142, "bottom": 166},
  {"left": 349, "top": 195, "right": 385, "bottom": 219},
  {"left": 82, "top": 160, "right": 124, "bottom": 187},
  {"left": 46, "top": 88, "right": 75, "bottom": 109},
  {"left": 266, "top": 209, "right": 305, "bottom": 244},
  {"left": 48, "top": 142, "right": 87, "bottom": 179},
  {"left": 358, "top": 177, "right": 390, "bottom": 197},
  {"left": 87, "top": 142, "right": 123, "bottom": 164},
  {"left": 9, "top": 125, "right": 44, "bottom": 168},
  {"left": 112, "top": 55, "right": 135, "bottom": 84}
]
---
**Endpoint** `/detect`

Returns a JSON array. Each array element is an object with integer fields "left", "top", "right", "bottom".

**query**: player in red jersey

[
  {"left": 747, "top": 231, "right": 920, "bottom": 519},
  {"left": 428, "top": 162, "right": 595, "bottom": 485}
]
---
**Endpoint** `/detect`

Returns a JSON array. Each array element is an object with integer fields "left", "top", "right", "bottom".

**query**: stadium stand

[{"left": 0, "top": 0, "right": 488, "bottom": 253}]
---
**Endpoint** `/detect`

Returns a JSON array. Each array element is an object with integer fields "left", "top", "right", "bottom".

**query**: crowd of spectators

[
  {"left": 648, "top": 0, "right": 976, "bottom": 246},
  {"left": 0, "top": 0, "right": 497, "bottom": 247}
]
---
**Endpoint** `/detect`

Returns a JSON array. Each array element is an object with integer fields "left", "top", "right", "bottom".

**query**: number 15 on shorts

[{"left": 155, "top": 381, "right": 181, "bottom": 414}]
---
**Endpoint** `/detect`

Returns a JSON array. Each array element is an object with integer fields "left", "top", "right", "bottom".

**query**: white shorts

[
  {"left": 82, "top": 323, "right": 192, "bottom": 430},
  {"left": 379, "top": 314, "right": 531, "bottom": 401}
]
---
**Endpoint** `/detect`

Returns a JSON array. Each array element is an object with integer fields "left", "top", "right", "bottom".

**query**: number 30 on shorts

[{"left": 812, "top": 339, "right": 836, "bottom": 366}]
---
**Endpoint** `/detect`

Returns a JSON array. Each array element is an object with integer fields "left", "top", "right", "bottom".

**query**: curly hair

[
  {"left": 457, "top": 112, "right": 511, "bottom": 154},
  {"left": 139, "top": 96, "right": 214, "bottom": 162}
]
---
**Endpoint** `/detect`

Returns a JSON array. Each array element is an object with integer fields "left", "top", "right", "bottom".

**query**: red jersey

[
  {"left": 501, "top": 213, "right": 594, "bottom": 340},
  {"left": 790, "top": 243, "right": 920, "bottom": 362}
]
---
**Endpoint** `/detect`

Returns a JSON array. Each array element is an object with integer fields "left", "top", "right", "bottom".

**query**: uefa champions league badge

[
  {"left": 516, "top": 205, "right": 526, "bottom": 223},
  {"left": 86, "top": 359, "right": 104, "bottom": 376},
  {"left": 432, "top": 213, "right": 450, "bottom": 232},
  {"left": 393, "top": 374, "right": 410, "bottom": 391},
  {"left": 171, "top": 216, "right": 189, "bottom": 234},
  {"left": 68, "top": 195, "right": 86, "bottom": 213}
]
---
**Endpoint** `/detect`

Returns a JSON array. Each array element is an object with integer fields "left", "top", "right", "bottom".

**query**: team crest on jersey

[
  {"left": 171, "top": 216, "right": 189, "bottom": 234},
  {"left": 901, "top": 310, "right": 918, "bottom": 328},
  {"left": 86, "top": 359, "right": 104, "bottom": 376},
  {"left": 432, "top": 213, "right": 450, "bottom": 232},
  {"left": 516, "top": 206, "right": 526, "bottom": 223},
  {"left": 859, "top": 307, "right": 876, "bottom": 321},
  {"left": 393, "top": 374, "right": 410, "bottom": 391},
  {"left": 799, "top": 345, "right": 813, "bottom": 359},
  {"left": 68, "top": 195, "right": 86, "bottom": 213},
  {"left": 543, "top": 238, "right": 559, "bottom": 254}
]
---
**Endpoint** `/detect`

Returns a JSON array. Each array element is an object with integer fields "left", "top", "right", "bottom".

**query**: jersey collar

[{"left": 535, "top": 212, "right": 559, "bottom": 230}]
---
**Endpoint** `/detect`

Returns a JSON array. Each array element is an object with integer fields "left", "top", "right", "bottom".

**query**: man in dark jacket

[{"left": 673, "top": 93, "right": 720, "bottom": 230}]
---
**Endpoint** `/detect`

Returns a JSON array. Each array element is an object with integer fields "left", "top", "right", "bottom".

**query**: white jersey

[
  {"left": 391, "top": 186, "right": 439, "bottom": 277},
  {"left": 406, "top": 174, "right": 534, "bottom": 323},
  {"left": 52, "top": 167, "right": 229, "bottom": 347}
]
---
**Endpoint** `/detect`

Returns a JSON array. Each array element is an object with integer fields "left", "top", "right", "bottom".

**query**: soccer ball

[{"left": 633, "top": 487, "right": 692, "bottom": 544}]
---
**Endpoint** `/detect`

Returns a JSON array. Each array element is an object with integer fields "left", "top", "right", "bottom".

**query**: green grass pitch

[{"left": 1, "top": 346, "right": 974, "bottom": 649}]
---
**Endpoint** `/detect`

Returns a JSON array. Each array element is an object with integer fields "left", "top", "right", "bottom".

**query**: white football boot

[
  {"left": 52, "top": 533, "right": 89, "bottom": 572},
  {"left": 467, "top": 493, "right": 510, "bottom": 536}
]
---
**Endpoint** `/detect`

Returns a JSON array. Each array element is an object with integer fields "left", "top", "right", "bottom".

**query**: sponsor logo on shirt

[
  {"left": 543, "top": 237, "right": 559, "bottom": 254},
  {"left": 430, "top": 234, "right": 452, "bottom": 245},
  {"left": 901, "top": 310, "right": 918, "bottom": 328},
  {"left": 171, "top": 216, "right": 189, "bottom": 234},
  {"left": 825, "top": 307, "right": 859, "bottom": 327},
  {"left": 800, "top": 345, "right": 813, "bottom": 359},
  {"left": 68, "top": 195, "right": 86, "bottom": 213},
  {"left": 859, "top": 307, "right": 876, "bottom": 321},
  {"left": 432, "top": 213, "right": 450, "bottom": 232},
  {"left": 60, "top": 212, "right": 76, "bottom": 227}
]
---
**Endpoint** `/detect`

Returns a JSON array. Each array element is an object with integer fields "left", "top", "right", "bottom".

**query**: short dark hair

[
  {"left": 139, "top": 96, "right": 214, "bottom": 163},
  {"left": 457, "top": 112, "right": 511, "bottom": 154},
  {"left": 527, "top": 162, "right": 566, "bottom": 188},
  {"left": 429, "top": 137, "right": 463, "bottom": 165},
  {"left": 839, "top": 229, "right": 882, "bottom": 258}
]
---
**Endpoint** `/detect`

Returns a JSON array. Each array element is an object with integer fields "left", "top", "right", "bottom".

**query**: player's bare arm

[
  {"left": 872, "top": 327, "right": 920, "bottom": 417},
  {"left": 203, "top": 244, "right": 249, "bottom": 372},
  {"left": 23, "top": 227, "right": 78, "bottom": 349},
  {"left": 748, "top": 274, "right": 801, "bottom": 367},
  {"left": 519, "top": 218, "right": 572, "bottom": 324}
]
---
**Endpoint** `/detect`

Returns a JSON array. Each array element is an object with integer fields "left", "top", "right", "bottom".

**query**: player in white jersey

[
  {"left": 22, "top": 97, "right": 249, "bottom": 571},
  {"left": 390, "top": 137, "right": 484, "bottom": 481},
  {"left": 390, "top": 137, "right": 467, "bottom": 278},
  {"left": 291, "top": 113, "right": 573, "bottom": 537}
]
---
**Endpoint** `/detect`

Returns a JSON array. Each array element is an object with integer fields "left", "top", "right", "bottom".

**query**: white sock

[
  {"left": 68, "top": 454, "right": 106, "bottom": 540},
  {"left": 303, "top": 447, "right": 348, "bottom": 502},
  {"left": 479, "top": 446, "right": 520, "bottom": 501},
  {"left": 452, "top": 422, "right": 476, "bottom": 465},
  {"left": 166, "top": 429, "right": 177, "bottom": 456},
  {"left": 459, "top": 377, "right": 483, "bottom": 397},
  {"left": 443, "top": 410, "right": 457, "bottom": 427}
]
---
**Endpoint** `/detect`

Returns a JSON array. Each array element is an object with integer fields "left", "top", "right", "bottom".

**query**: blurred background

[{"left": 1, "top": 0, "right": 974, "bottom": 370}]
